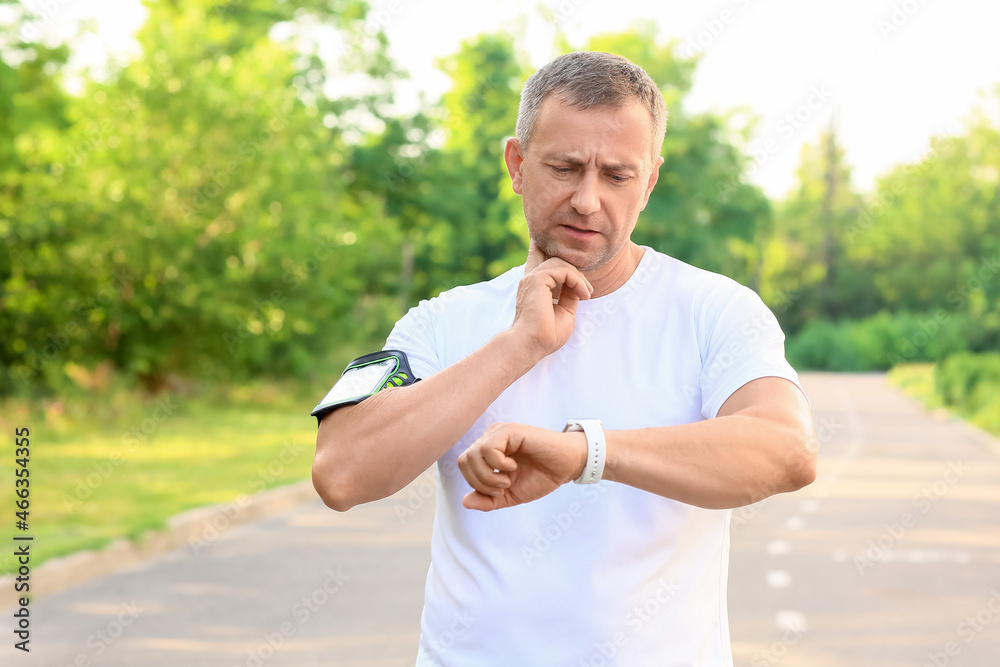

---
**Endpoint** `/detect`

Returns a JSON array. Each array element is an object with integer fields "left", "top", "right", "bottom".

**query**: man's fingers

[
  {"left": 459, "top": 436, "right": 513, "bottom": 495},
  {"left": 564, "top": 269, "right": 593, "bottom": 301},
  {"left": 483, "top": 446, "right": 517, "bottom": 473},
  {"left": 463, "top": 490, "right": 506, "bottom": 512},
  {"left": 525, "top": 238, "right": 549, "bottom": 273}
]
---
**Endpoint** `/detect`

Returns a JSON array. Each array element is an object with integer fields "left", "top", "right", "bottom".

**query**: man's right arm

[{"left": 311, "top": 251, "right": 592, "bottom": 511}]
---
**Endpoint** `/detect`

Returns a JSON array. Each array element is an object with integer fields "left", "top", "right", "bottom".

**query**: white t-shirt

[{"left": 385, "top": 247, "right": 801, "bottom": 666}]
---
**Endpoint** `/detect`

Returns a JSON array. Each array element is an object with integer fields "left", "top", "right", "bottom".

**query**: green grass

[
  {"left": 0, "top": 378, "right": 322, "bottom": 575},
  {"left": 887, "top": 363, "right": 942, "bottom": 410},
  {"left": 888, "top": 360, "right": 1000, "bottom": 437}
]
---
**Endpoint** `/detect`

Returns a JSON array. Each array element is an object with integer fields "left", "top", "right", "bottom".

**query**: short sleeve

[
  {"left": 384, "top": 300, "right": 443, "bottom": 381},
  {"left": 699, "top": 286, "right": 803, "bottom": 419}
]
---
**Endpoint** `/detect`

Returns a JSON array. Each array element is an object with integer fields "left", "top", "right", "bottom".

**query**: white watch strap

[{"left": 563, "top": 419, "right": 605, "bottom": 484}]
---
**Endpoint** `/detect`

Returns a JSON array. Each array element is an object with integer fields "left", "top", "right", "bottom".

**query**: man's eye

[
  {"left": 610, "top": 174, "right": 630, "bottom": 183},
  {"left": 552, "top": 166, "right": 572, "bottom": 174}
]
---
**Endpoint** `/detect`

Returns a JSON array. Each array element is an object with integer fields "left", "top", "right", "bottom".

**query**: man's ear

[
  {"left": 639, "top": 155, "right": 664, "bottom": 211},
  {"left": 504, "top": 137, "right": 525, "bottom": 195}
]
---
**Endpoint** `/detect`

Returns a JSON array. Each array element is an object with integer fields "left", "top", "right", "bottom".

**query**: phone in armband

[{"left": 310, "top": 350, "right": 419, "bottom": 423}]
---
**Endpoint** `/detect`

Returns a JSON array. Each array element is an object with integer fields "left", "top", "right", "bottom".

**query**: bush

[
  {"left": 785, "top": 311, "right": 997, "bottom": 371},
  {"left": 935, "top": 352, "right": 1000, "bottom": 412},
  {"left": 934, "top": 353, "right": 1000, "bottom": 435}
]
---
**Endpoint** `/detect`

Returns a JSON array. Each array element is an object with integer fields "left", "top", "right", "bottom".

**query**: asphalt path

[{"left": 5, "top": 373, "right": 1000, "bottom": 666}]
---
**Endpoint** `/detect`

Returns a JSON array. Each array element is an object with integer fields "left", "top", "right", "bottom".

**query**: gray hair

[{"left": 515, "top": 51, "right": 668, "bottom": 160}]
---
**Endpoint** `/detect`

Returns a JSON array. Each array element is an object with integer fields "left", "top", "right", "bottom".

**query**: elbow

[
  {"left": 783, "top": 431, "right": 818, "bottom": 492},
  {"left": 312, "top": 448, "right": 360, "bottom": 512},
  {"left": 312, "top": 464, "right": 358, "bottom": 512}
]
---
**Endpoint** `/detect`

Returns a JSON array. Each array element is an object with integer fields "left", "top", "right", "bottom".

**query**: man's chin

[{"left": 545, "top": 246, "right": 608, "bottom": 274}]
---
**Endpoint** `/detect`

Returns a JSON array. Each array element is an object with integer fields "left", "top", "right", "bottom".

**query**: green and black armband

[{"left": 310, "top": 350, "right": 418, "bottom": 424}]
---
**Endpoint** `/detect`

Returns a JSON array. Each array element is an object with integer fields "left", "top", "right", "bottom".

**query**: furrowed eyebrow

[
  {"left": 601, "top": 161, "right": 639, "bottom": 174},
  {"left": 544, "top": 153, "right": 639, "bottom": 174},
  {"left": 545, "top": 153, "right": 586, "bottom": 166}
]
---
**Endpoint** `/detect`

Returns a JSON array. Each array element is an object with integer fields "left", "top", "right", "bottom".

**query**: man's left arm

[
  {"left": 602, "top": 376, "right": 816, "bottom": 509},
  {"left": 458, "top": 376, "right": 817, "bottom": 511}
]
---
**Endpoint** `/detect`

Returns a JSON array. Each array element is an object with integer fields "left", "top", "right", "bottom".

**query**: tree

[
  {"left": 3, "top": 0, "right": 408, "bottom": 393},
  {"left": 573, "top": 24, "right": 772, "bottom": 286},
  {"left": 761, "top": 127, "right": 863, "bottom": 332}
]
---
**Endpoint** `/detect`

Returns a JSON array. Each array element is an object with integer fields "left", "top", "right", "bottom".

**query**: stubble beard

[{"left": 533, "top": 228, "right": 622, "bottom": 275}]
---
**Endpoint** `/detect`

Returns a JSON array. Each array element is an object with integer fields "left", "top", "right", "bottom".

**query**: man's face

[{"left": 505, "top": 96, "right": 663, "bottom": 274}]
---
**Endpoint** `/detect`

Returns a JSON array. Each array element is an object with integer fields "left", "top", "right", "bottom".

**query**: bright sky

[{"left": 22, "top": 0, "right": 1000, "bottom": 197}]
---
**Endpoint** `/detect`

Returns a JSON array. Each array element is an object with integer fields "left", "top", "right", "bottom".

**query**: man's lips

[{"left": 560, "top": 224, "right": 600, "bottom": 239}]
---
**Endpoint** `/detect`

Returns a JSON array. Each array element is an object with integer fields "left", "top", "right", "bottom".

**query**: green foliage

[
  {"left": 768, "top": 95, "right": 1000, "bottom": 347},
  {"left": 760, "top": 129, "right": 865, "bottom": 332},
  {"left": 2, "top": 0, "right": 404, "bottom": 394},
  {"left": 575, "top": 25, "right": 772, "bottom": 286},
  {"left": 0, "top": 376, "right": 319, "bottom": 574},
  {"left": 934, "top": 352, "right": 1000, "bottom": 435},
  {"left": 3, "top": 2, "right": 999, "bottom": 398},
  {"left": 786, "top": 311, "right": 999, "bottom": 371}
]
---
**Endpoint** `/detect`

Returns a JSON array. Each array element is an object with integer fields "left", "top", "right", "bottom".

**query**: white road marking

[
  {"left": 766, "top": 570, "right": 793, "bottom": 588},
  {"left": 767, "top": 540, "right": 792, "bottom": 555},
  {"left": 785, "top": 516, "right": 805, "bottom": 530},
  {"left": 775, "top": 610, "right": 808, "bottom": 632},
  {"left": 834, "top": 549, "right": 975, "bottom": 564}
]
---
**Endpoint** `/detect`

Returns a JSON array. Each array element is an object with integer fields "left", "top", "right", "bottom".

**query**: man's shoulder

[
  {"left": 642, "top": 248, "right": 747, "bottom": 301},
  {"left": 403, "top": 265, "right": 522, "bottom": 326},
  {"left": 427, "top": 265, "right": 521, "bottom": 309}
]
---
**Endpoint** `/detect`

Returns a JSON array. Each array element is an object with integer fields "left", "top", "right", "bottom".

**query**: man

[{"left": 312, "top": 51, "right": 817, "bottom": 665}]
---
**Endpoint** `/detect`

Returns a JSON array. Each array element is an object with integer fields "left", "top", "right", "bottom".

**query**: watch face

[{"left": 319, "top": 357, "right": 399, "bottom": 405}]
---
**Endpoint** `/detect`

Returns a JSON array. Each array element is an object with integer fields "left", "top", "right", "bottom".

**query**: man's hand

[
  {"left": 511, "top": 240, "right": 593, "bottom": 359},
  {"left": 458, "top": 422, "right": 588, "bottom": 511}
]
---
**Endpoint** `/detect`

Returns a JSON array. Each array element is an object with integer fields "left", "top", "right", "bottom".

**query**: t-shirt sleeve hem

[{"left": 702, "top": 368, "right": 807, "bottom": 420}]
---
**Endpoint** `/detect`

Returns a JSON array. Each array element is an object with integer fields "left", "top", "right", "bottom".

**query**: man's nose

[{"left": 570, "top": 171, "right": 601, "bottom": 216}]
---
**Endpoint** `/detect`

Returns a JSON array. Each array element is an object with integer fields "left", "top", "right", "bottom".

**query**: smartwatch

[
  {"left": 310, "top": 350, "right": 419, "bottom": 423},
  {"left": 563, "top": 419, "right": 606, "bottom": 484}
]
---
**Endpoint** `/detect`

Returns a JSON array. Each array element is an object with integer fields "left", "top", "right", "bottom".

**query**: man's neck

[{"left": 585, "top": 242, "right": 645, "bottom": 299}]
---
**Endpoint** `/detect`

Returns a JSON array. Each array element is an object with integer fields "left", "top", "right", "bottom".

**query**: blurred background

[{"left": 1, "top": 0, "right": 999, "bottom": 659}]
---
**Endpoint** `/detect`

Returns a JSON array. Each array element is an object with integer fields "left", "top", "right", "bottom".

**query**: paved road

[
  {"left": 6, "top": 373, "right": 1000, "bottom": 666},
  {"left": 729, "top": 373, "right": 1000, "bottom": 667}
]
